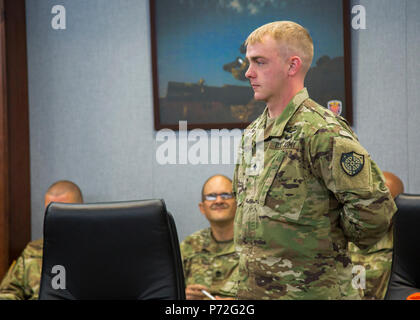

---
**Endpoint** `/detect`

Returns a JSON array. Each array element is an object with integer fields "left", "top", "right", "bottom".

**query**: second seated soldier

[
  {"left": 233, "top": 21, "right": 397, "bottom": 300},
  {"left": 180, "top": 175, "right": 239, "bottom": 300}
]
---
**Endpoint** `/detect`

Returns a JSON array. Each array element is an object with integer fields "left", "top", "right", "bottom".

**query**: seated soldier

[
  {"left": 0, "top": 180, "right": 83, "bottom": 300},
  {"left": 180, "top": 175, "right": 238, "bottom": 300},
  {"left": 348, "top": 171, "right": 404, "bottom": 300}
]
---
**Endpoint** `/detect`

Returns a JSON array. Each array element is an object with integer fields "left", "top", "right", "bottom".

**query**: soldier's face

[
  {"left": 199, "top": 177, "right": 237, "bottom": 226},
  {"left": 245, "top": 36, "right": 289, "bottom": 104}
]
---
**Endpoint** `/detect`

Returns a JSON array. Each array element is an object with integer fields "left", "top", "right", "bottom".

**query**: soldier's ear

[
  {"left": 288, "top": 56, "right": 302, "bottom": 76},
  {"left": 198, "top": 202, "right": 205, "bottom": 215}
]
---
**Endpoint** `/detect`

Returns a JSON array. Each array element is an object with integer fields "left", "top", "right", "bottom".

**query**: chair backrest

[
  {"left": 385, "top": 194, "right": 420, "bottom": 300},
  {"left": 38, "top": 199, "right": 185, "bottom": 300}
]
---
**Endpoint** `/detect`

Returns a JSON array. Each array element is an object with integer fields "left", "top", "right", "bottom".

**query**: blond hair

[{"left": 246, "top": 21, "right": 314, "bottom": 74}]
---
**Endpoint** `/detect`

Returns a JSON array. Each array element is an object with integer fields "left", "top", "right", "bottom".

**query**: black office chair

[
  {"left": 385, "top": 194, "right": 420, "bottom": 300},
  {"left": 38, "top": 199, "right": 185, "bottom": 300}
]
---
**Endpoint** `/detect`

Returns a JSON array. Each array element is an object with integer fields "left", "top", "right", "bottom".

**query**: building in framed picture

[{"left": 150, "top": 0, "right": 352, "bottom": 130}]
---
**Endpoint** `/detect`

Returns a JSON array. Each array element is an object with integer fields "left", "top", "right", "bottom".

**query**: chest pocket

[{"left": 257, "top": 145, "right": 307, "bottom": 222}]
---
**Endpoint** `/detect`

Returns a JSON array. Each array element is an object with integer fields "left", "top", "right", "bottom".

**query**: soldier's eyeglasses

[{"left": 204, "top": 193, "right": 234, "bottom": 201}]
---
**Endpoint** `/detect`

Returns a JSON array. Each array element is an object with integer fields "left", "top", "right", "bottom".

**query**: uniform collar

[
  {"left": 264, "top": 88, "right": 309, "bottom": 139},
  {"left": 201, "top": 228, "right": 235, "bottom": 255}
]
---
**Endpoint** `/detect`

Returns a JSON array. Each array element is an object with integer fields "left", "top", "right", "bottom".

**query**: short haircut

[
  {"left": 46, "top": 180, "right": 84, "bottom": 203},
  {"left": 201, "top": 175, "right": 232, "bottom": 202},
  {"left": 245, "top": 21, "right": 314, "bottom": 74}
]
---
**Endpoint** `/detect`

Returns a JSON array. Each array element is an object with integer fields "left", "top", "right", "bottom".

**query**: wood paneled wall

[{"left": 0, "top": 0, "right": 31, "bottom": 279}]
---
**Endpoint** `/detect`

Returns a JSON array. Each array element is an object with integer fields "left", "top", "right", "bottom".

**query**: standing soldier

[
  {"left": 233, "top": 21, "right": 397, "bottom": 299},
  {"left": 180, "top": 175, "right": 238, "bottom": 300}
]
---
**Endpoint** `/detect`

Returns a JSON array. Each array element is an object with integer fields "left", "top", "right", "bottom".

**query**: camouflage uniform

[
  {"left": 180, "top": 228, "right": 239, "bottom": 298},
  {"left": 233, "top": 88, "right": 396, "bottom": 300},
  {"left": 0, "top": 239, "right": 43, "bottom": 300},
  {"left": 348, "top": 228, "right": 393, "bottom": 300}
]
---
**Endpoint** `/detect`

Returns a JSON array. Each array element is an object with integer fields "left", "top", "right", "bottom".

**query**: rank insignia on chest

[{"left": 340, "top": 151, "right": 364, "bottom": 176}]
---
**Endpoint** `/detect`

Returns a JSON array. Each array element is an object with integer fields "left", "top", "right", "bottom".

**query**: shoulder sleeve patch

[
  {"left": 341, "top": 152, "right": 364, "bottom": 176},
  {"left": 332, "top": 137, "right": 372, "bottom": 192}
]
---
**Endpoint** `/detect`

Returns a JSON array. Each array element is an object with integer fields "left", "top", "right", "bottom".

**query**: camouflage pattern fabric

[
  {"left": 233, "top": 88, "right": 397, "bottom": 300},
  {"left": 348, "top": 228, "right": 393, "bottom": 300},
  {"left": 0, "top": 239, "right": 43, "bottom": 300},
  {"left": 180, "top": 228, "right": 239, "bottom": 298}
]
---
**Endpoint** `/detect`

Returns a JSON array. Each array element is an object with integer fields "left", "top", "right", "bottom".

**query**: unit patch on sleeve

[
  {"left": 340, "top": 152, "right": 365, "bottom": 177},
  {"left": 332, "top": 137, "right": 372, "bottom": 192}
]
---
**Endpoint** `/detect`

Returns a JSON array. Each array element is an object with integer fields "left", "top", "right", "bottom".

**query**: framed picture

[{"left": 150, "top": 0, "right": 352, "bottom": 130}]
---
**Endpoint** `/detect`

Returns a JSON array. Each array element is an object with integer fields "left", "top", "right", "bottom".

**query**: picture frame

[{"left": 150, "top": 0, "right": 352, "bottom": 130}]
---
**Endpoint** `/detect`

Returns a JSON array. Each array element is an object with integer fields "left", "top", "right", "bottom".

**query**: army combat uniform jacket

[
  {"left": 0, "top": 239, "right": 43, "bottom": 300},
  {"left": 233, "top": 88, "right": 396, "bottom": 300},
  {"left": 180, "top": 228, "right": 239, "bottom": 298}
]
